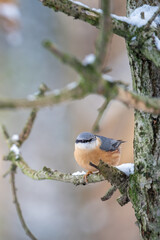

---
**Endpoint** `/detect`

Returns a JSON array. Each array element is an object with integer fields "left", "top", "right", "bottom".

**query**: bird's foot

[{"left": 83, "top": 171, "right": 92, "bottom": 183}]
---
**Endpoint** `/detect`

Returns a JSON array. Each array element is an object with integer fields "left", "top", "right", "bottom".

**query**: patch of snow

[
  {"left": 69, "top": 0, "right": 89, "bottom": 9},
  {"left": 116, "top": 163, "right": 134, "bottom": 176},
  {"left": 102, "top": 74, "right": 113, "bottom": 82},
  {"left": 67, "top": 81, "right": 78, "bottom": 90},
  {"left": 72, "top": 171, "right": 86, "bottom": 176},
  {"left": 154, "top": 34, "right": 160, "bottom": 51},
  {"left": 111, "top": 5, "right": 160, "bottom": 28},
  {"left": 11, "top": 134, "right": 19, "bottom": 142},
  {"left": 92, "top": 8, "right": 103, "bottom": 14},
  {"left": 131, "top": 36, "right": 136, "bottom": 41},
  {"left": 83, "top": 54, "right": 95, "bottom": 66},
  {"left": 53, "top": 89, "right": 61, "bottom": 96},
  {"left": 27, "top": 94, "right": 36, "bottom": 101},
  {"left": 10, "top": 144, "right": 20, "bottom": 158}
]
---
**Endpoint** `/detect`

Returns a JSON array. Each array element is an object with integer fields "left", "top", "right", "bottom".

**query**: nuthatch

[{"left": 74, "top": 132, "right": 125, "bottom": 179}]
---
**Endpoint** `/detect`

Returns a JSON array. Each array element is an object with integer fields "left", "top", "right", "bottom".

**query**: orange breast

[{"left": 74, "top": 146, "right": 120, "bottom": 172}]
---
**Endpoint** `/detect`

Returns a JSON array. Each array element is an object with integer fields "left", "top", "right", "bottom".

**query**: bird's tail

[{"left": 113, "top": 140, "right": 126, "bottom": 149}]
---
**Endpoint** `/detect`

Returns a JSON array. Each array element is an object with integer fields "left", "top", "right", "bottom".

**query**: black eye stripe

[{"left": 76, "top": 138, "right": 94, "bottom": 143}]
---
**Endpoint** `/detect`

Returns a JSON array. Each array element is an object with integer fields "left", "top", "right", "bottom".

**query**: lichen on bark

[{"left": 127, "top": 0, "right": 160, "bottom": 239}]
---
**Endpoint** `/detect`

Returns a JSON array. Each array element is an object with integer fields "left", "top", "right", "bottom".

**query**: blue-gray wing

[{"left": 96, "top": 135, "right": 125, "bottom": 152}]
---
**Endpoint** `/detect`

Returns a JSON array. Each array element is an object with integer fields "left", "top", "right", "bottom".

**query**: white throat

[{"left": 75, "top": 139, "right": 99, "bottom": 150}]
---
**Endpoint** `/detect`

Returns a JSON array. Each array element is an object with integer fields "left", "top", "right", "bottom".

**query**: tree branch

[
  {"left": 8, "top": 154, "right": 105, "bottom": 185},
  {"left": 10, "top": 167, "right": 38, "bottom": 240},
  {"left": 40, "top": 1, "right": 160, "bottom": 67},
  {"left": 144, "top": 7, "right": 160, "bottom": 29},
  {"left": 0, "top": 81, "right": 159, "bottom": 114},
  {"left": 41, "top": 0, "right": 100, "bottom": 27},
  {"left": 117, "top": 87, "right": 160, "bottom": 115},
  {"left": 19, "top": 108, "right": 37, "bottom": 146},
  {"left": 3, "top": 119, "right": 133, "bottom": 207},
  {"left": 95, "top": 0, "right": 111, "bottom": 69},
  {"left": 101, "top": 185, "right": 117, "bottom": 201},
  {"left": 90, "top": 160, "right": 130, "bottom": 205},
  {"left": 43, "top": 41, "right": 86, "bottom": 75},
  {"left": 92, "top": 99, "right": 109, "bottom": 133},
  {"left": 40, "top": 0, "right": 131, "bottom": 38},
  {"left": 7, "top": 146, "right": 132, "bottom": 206}
]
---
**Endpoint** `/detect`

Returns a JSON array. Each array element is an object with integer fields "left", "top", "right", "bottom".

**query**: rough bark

[{"left": 127, "top": 1, "right": 160, "bottom": 239}]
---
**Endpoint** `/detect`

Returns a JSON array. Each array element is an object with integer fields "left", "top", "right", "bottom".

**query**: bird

[{"left": 74, "top": 132, "right": 125, "bottom": 181}]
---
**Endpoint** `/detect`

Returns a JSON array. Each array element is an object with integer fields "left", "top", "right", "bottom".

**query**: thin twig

[
  {"left": 10, "top": 167, "right": 38, "bottom": 240},
  {"left": 9, "top": 155, "right": 105, "bottom": 185},
  {"left": 3, "top": 167, "right": 12, "bottom": 178},
  {"left": 117, "top": 193, "right": 130, "bottom": 206},
  {"left": 2, "top": 125, "right": 10, "bottom": 141},
  {"left": 92, "top": 99, "right": 108, "bottom": 133},
  {"left": 90, "top": 160, "right": 130, "bottom": 205},
  {"left": 95, "top": 0, "right": 112, "bottom": 69},
  {"left": 17, "top": 83, "right": 49, "bottom": 146},
  {"left": 101, "top": 185, "right": 117, "bottom": 201},
  {"left": 144, "top": 7, "right": 160, "bottom": 29},
  {"left": 43, "top": 41, "right": 85, "bottom": 75},
  {"left": 19, "top": 108, "right": 37, "bottom": 146}
]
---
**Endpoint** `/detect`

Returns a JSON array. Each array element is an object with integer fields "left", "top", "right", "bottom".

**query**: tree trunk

[{"left": 127, "top": 1, "right": 160, "bottom": 239}]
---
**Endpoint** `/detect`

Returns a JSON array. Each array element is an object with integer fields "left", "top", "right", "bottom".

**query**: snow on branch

[
  {"left": 112, "top": 5, "right": 160, "bottom": 67},
  {"left": 40, "top": 0, "right": 132, "bottom": 38},
  {"left": 111, "top": 5, "right": 160, "bottom": 28},
  {"left": 40, "top": 1, "right": 160, "bottom": 66},
  {"left": 116, "top": 163, "right": 134, "bottom": 176}
]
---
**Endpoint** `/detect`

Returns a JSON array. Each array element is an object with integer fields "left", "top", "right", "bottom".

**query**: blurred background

[{"left": 0, "top": 0, "right": 140, "bottom": 239}]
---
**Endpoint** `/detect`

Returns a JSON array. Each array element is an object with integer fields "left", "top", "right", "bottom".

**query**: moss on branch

[
  {"left": 40, "top": 0, "right": 132, "bottom": 39},
  {"left": 90, "top": 161, "right": 130, "bottom": 205},
  {"left": 6, "top": 146, "right": 131, "bottom": 206}
]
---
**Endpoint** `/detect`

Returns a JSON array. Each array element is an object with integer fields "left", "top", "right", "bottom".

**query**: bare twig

[
  {"left": 2, "top": 125, "right": 10, "bottom": 141},
  {"left": 117, "top": 193, "right": 130, "bottom": 206},
  {"left": 19, "top": 108, "right": 37, "bottom": 146},
  {"left": 92, "top": 99, "right": 109, "bottom": 133},
  {"left": 3, "top": 167, "right": 12, "bottom": 178},
  {"left": 101, "top": 185, "right": 117, "bottom": 201},
  {"left": 144, "top": 7, "right": 160, "bottom": 29},
  {"left": 90, "top": 160, "right": 130, "bottom": 205},
  {"left": 95, "top": 0, "right": 111, "bottom": 69},
  {"left": 10, "top": 167, "right": 37, "bottom": 240},
  {"left": 43, "top": 41, "right": 86, "bottom": 75}
]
